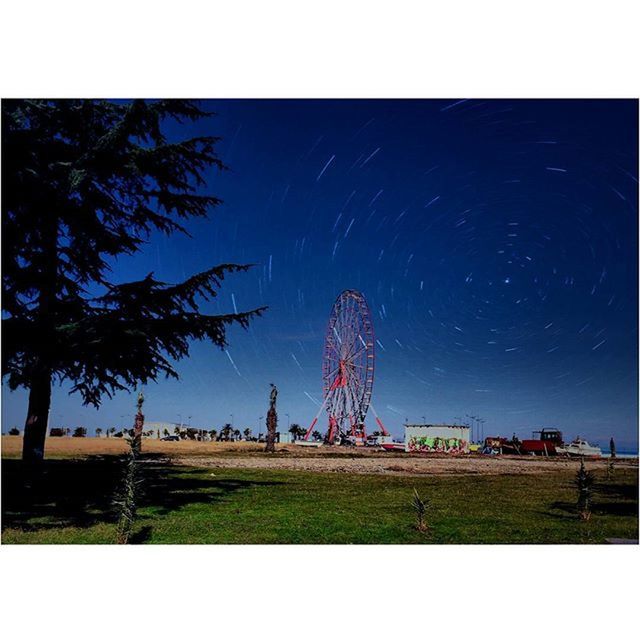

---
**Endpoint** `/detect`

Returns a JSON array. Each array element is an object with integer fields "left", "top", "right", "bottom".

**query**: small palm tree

[
  {"left": 209, "top": 429, "right": 218, "bottom": 441},
  {"left": 312, "top": 430, "right": 322, "bottom": 442},
  {"left": 412, "top": 488, "right": 430, "bottom": 533},
  {"left": 243, "top": 428, "right": 252, "bottom": 440},
  {"left": 96, "top": 428, "right": 103, "bottom": 437}
]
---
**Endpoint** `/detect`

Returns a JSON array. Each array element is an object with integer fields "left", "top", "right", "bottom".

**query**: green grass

[{"left": 2, "top": 456, "right": 637, "bottom": 544}]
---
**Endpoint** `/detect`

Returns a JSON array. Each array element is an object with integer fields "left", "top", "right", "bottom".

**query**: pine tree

[{"left": 2, "top": 99, "right": 265, "bottom": 465}]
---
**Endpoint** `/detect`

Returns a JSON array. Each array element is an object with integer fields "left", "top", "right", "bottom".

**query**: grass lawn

[{"left": 2, "top": 455, "right": 637, "bottom": 544}]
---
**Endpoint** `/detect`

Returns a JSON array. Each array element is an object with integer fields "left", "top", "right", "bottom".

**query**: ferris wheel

[{"left": 304, "top": 290, "right": 388, "bottom": 444}]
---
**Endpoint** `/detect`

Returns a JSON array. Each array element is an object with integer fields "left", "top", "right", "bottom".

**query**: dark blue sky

[{"left": 3, "top": 99, "right": 638, "bottom": 447}]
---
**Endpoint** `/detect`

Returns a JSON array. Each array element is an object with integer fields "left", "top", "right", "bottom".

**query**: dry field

[{"left": 2, "top": 435, "right": 635, "bottom": 477}]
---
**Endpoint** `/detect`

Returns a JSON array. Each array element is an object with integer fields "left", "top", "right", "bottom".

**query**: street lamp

[
  {"left": 230, "top": 414, "right": 234, "bottom": 428},
  {"left": 286, "top": 413, "right": 290, "bottom": 429},
  {"left": 188, "top": 415, "right": 192, "bottom": 428},
  {"left": 177, "top": 414, "right": 182, "bottom": 429}
]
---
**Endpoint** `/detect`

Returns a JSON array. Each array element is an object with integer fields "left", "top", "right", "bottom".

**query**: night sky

[{"left": 3, "top": 99, "right": 638, "bottom": 448}]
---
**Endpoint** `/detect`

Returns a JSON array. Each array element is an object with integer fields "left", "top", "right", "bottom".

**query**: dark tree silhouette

[{"left": 2, "top": 99, "right": 265, "bottom": 465}]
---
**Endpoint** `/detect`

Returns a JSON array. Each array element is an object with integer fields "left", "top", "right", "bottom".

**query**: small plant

[
  {"left": 114, "top": 437, "right": 143, "bottom": 544},
  {"left": 606, "top": 456, "right": 615, "bottom": 480},
  {"left": 412, "top": 488, "right": 430, "bottom": 533},
  {"left": 575, "top": 459, "right": 595, "bottom": 521}
]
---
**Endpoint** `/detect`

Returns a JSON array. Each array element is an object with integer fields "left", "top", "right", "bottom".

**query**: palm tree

[
  {"left": 233, "top": 429, "right": 241, "bottom": 441},
  {"left": 243, "top": 427, "right": 252, "bottom": 441},
  {"left": 96, "top": 428, "right": 103, "bottom": 438},
  {"left": 312, "top": 430, "right": 322, "bottom": 442},
  {"left": 209, "top": 429, "right": 218, "bottom": 441},
  {"left": 289, "top": 423, "right": 306, "bottom": 441}
]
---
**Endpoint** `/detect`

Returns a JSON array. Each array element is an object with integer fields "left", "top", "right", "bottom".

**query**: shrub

[
  {"left": 412, "top": 488, "right": 430, "bottom": 533},
  {"left": 575, "top": 459, "right": 595, "bottom": 521}
]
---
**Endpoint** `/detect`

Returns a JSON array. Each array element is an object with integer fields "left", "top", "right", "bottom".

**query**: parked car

[{"left": 160, "top": 435, "right": 180, "bottom": 442}]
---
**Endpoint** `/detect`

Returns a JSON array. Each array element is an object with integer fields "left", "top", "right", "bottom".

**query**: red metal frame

[{"left": 305, "top": 290, "right": 377, "bottom": 444}]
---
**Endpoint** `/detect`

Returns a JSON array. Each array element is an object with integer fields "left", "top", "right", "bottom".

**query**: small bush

[
  {"left": 575, "top": 459, "right": 595, "bottom": 521},
  {"left": 72, "top": 427, "right": 87, "bottom": 438},
  {"left": 412, "top": 488, "right": 430, "bottom": 533}
]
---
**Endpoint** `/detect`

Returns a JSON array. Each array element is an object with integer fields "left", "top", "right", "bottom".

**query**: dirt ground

[{"left": 3, "top": 435, "right": 636, "bottom": 476}]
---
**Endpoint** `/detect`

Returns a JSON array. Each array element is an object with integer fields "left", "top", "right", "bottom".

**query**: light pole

[
  {"left": 177, "top": 414, "right": 182, "bottom": 430},
  {"left": 421, "top": 415, "right": 426, "bottom": 425},
  {"left": 188, "top": 415, "right": 192, "bottom": 428},
  {"left": 258, "top": 415, "right": 263, "bottom": 439},
  {"left": 230, "top": 414, "right": 234, "bottom": 428}
]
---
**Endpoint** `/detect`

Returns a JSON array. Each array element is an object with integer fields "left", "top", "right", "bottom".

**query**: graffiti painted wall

[
  {"left": 407, "top": 436, "right": 468, "bottom": 453},
  {"left": 404, "top": 425, "right": 471, "bottom": 453}
]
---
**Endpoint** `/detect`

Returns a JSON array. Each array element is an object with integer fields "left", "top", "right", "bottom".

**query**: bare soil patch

[{"left": 4, "top": 436, "right": 635, "bottom": 477}]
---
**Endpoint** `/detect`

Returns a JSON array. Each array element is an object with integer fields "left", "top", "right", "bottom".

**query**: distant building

[
  {"left": 146, "top": 421, "right": 181, "bottom": 433},
  {"left": 404, "top": 424, "right": 470, "bottom": 453}
]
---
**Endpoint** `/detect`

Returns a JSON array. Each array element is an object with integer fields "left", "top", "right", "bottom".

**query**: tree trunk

[
  {"left": 265, "top": 408, "right": 276, "bottom": 453},
  {"left": 22, "top": 367, "right": 52, "bottom": 465}
]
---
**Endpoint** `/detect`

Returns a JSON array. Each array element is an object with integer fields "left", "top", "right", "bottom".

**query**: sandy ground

[{"left": 3, "top": 435, "right": 636, "bottom": 476}]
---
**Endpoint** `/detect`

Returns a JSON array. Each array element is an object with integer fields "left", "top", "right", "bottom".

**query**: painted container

[{"left": 405, "top": 424, "right": 471, "bottom": 454}]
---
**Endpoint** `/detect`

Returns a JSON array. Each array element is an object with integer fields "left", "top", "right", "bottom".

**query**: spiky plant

[
  {"left": 412, "top": 488, "right": 430, "bottom": 533},
  {"left": 606, "top": 456, "right": 615, "bottom": 480},
  {"left": 575, "top": 459, "right": 595, "bottom": 521},
  {"left": 114, "top": 437, "right": 143, "bottom": 544}
]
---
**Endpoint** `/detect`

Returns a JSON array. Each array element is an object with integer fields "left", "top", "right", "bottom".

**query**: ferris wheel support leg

[
  {"left": 303, "top": 418, "right": 318, "bottom": 441},
  {"left": 327, "top": 416, "right": 339, "bottom": 445},
  {"left": 303, "top": 393, "right": 331, "bottom": 441},
  {"left": 369, "top": 404, "right": 390, "bottom": 437}
]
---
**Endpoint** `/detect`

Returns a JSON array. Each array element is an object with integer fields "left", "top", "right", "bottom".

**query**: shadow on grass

[
  {"left": 548, "top": 499, "right": 637, "bottom": 519},
  {"left": 2, "top": 456, "right": 283, "bottom": 534}
]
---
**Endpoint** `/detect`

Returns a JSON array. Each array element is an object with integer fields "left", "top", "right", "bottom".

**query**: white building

[{"left": 404, "top": 424, "right": 470, "bottom": 453}]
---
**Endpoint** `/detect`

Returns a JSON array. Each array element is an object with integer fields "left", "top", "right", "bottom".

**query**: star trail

[{"left": 2, "top": 99, "right": 637, "bottom": 448}]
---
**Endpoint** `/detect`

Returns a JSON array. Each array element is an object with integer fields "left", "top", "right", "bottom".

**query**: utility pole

[
  {"left": 258, "top": 415, "right": 263, "bottom": 439},
  {"left": 467, "top": 414, "right": 476, "bottom": 443}
]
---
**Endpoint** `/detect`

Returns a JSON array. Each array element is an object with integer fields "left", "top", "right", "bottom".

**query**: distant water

[{"left": 602, "top": 451, "right": 638, "bottom": 459}]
